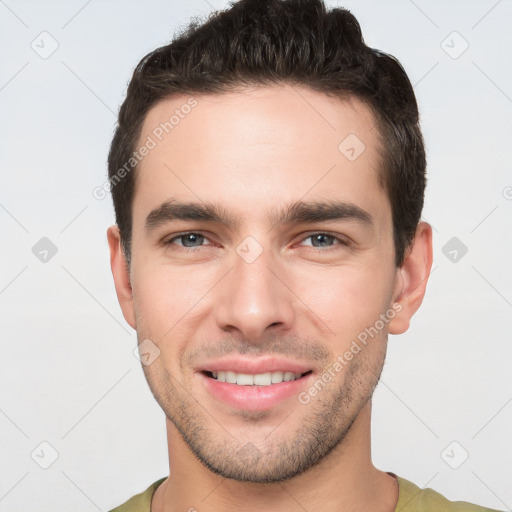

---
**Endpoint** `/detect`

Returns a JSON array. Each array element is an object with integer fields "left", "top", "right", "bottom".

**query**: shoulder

[
  {"left": 395, "top": 475, "right": 504, "bottom": 512},
  {"left": 108, "top": 477, "right": 166, "bottom": 512}
]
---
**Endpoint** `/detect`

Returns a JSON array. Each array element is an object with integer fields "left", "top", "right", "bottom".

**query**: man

[{"left": 105, "top": 0, "right": 502, "bottom": 510}]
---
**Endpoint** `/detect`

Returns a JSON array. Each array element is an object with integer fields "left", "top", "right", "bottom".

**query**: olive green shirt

[{"left": 109, "top": 473, "right": 503, "bottom": 511}]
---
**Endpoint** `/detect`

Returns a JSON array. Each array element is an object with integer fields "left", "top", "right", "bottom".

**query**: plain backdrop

[{"left": 1, "top": 0, "right": 511, "bottom": 510}]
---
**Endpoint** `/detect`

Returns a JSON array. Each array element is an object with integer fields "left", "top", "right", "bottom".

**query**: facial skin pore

[{"left": 108, "top": 84, "right": 432, "bottom": 512}]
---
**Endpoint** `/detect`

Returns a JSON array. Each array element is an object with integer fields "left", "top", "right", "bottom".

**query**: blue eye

[
  {"left": 298, "top": 233, "right": 349, "bottom": 250},
  {"left": 162, "top": 231, "right": 348, "bottom": 252},
  {"left": 165, "top": 232, "right": 209, "bottom": 248},
  {"left": 301, "top": 233, "right": 339, "bottom": 248}
]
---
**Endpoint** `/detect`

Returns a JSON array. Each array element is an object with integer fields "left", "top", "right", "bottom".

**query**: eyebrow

[{"left": 144, "top": 198, "right": 373, "bottom": 232}]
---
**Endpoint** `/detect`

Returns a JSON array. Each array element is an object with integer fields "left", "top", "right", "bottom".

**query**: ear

[
  {"left": 388, "top": 222, "right": 433, "bottom": 335},
  {"left": 107, "top": 225, "right": 136, "bottom": 330}
]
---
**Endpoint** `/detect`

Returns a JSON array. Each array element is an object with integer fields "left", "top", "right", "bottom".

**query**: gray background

[{"left": 1, "top": 0, "right": 511, "bottom": 510}]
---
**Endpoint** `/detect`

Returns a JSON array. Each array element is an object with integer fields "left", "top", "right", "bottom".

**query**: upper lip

[{"left": 196, "top": 357, "right": 313, "bottom": 375}]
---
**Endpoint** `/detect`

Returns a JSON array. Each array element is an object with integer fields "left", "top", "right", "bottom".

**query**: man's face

[{"left": 116, "top": 85, "right": 404, "bottom": 482}]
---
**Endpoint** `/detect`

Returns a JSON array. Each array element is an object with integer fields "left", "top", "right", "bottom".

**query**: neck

[{"left": 152, "top": 401, "right": 399, "bottom": 512}]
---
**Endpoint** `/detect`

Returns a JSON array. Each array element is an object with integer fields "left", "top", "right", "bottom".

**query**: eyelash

[{"left": 162, "top": 231, "right": 350, "bottom": 252}]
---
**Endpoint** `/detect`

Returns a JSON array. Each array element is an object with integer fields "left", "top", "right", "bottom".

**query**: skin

[{"left": 107, "top": 84, "right": 433, "bottom": 512}]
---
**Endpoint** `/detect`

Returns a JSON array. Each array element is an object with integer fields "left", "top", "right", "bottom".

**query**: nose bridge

[{"left": 214, "top": 240, "right": 294, "bottom": 340}]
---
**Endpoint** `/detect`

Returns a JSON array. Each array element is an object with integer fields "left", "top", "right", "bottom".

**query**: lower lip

[{"left": 200, "top": 372, "right": 313, "bottom": 411}]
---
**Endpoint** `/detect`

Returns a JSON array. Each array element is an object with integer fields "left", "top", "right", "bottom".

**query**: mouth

[
  {"left": 202, "top": 370, "right": 313, "bottom": 386},
  {"left": 199, "top": 367, "right": 315, "bottom": 411}
]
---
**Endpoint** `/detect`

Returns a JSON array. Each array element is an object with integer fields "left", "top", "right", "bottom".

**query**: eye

[
  {"left": 163, "top": 232, "right": 212, "bottom": 249},
  {"left": 161, "top": 231, "right": 349, "bottom": 252},
  {"left": 297, "top": 232, "right": 349, "bottom": 250}
]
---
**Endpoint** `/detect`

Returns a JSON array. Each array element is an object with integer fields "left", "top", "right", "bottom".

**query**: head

[{"left": 107, "top": 0, "right": 432, "bottom": 483}]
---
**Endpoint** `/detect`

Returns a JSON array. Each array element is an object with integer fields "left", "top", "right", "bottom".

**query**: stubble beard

[{"left": 142, "top": 340, "right": 387, "bottom": 483}]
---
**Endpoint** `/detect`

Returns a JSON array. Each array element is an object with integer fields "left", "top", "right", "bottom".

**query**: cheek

[
  {"left": 292, "top": 264, "right": 393, "bottom": 336},
  {"left": 131, "top": 260, "right": 229, "bottom": 365},
  {"left": 131, "top": 264, "right": 199, "bottom": 339}
]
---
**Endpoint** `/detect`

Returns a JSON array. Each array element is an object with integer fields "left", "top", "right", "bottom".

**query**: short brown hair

[{"left": 108, "top": 0, "right": 426, "bottom": 268}]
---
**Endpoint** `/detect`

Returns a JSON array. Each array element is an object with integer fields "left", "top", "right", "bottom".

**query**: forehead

[{"left": 133, "top": 84, "right": 389, "bottom": 230}]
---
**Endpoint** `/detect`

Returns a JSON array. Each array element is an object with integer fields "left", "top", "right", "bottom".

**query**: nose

[{"left": 214, "top": 245, "right": 295, "bottom": 342}]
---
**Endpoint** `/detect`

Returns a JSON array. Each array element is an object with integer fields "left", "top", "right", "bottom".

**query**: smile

[{"left": 205, "top": 370, "right": 312, "bottom": 386}]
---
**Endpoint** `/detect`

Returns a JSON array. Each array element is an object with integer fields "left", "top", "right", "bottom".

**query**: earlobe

[
  {"left": 106, "top": 225, "right": 136, "bottom": 330},
  {"left": 388, "top": 222, "right": 433, "bottom": 335}
]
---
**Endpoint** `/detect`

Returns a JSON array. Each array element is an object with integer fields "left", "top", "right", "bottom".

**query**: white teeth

[
  {"left": 253, "top": 372, "right": 272, "bottom": 385},
  {"left": 271, "top": 371, "right": 284, "bottom": 383},
  {"left": 235, "top": 373, "right": 253, "bottom": 385},
  {"left": 226, "top": 371, "right": 237, "bottom": 384},
  {"left": 283, "top": 371, "right": 295, "bottom": 382},
  {"left": 212, "top": 370, "right": 303, "bottom": 385}
]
